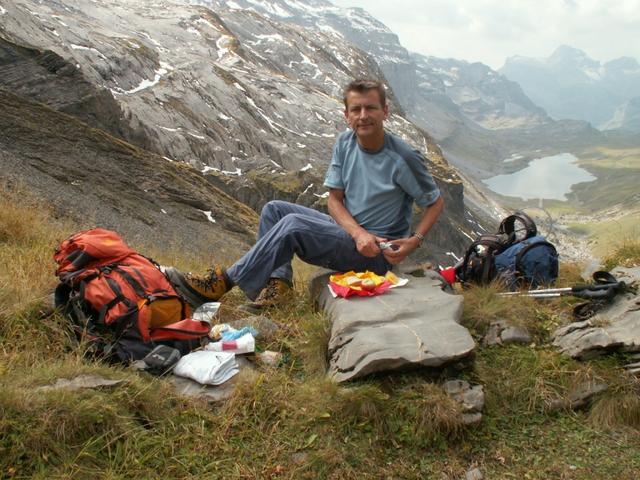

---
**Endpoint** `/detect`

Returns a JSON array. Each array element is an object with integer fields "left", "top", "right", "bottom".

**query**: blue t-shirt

[{"left": 323, "top": 129, "right": 441, "bottom": 238}]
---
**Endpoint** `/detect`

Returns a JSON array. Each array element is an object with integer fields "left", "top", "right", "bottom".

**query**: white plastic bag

[{"left": 173, "top": 350, "right": 238, "bottom": 385}]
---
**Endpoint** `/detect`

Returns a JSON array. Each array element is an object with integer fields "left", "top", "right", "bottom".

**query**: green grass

[{"left": 1, "top": 185, "right": 640, "bottom": 479}]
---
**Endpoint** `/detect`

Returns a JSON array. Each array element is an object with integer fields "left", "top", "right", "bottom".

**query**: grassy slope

[
  {"left": 1, "top": 186, "right": 639, "bottom": 479},
  {"left": 568, "top": 146, "right": 640, "bottom": 256}
]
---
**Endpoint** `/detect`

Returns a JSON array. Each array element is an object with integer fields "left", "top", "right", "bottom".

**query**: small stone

[
  {"left": 482, "top": 323, "right": 503, "bottom": 346},
  {"left": 443, "top": 379, "right": 469, "bottom": 396},
  {"left": 443, "top": 380, "right": 485, "bottom": 414},
  {"left": 500, "top": 326, "right": 532, "bottom": 345},
  {"left": 461, "top": 385, "right": 485, "bottom": 413},
  {"left": 465, "top": 467, "right": 483, "bottom": 480}
]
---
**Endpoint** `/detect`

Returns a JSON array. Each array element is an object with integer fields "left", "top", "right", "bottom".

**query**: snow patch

[
  {"left": 200, "top": 210, "right": 217, "bottom": 223},
  {"left": 503, "top": 153, "right": 524, "bottom": 163},
  {"left": 300, "top": 163, "right": 313, "bottom": 172},
  {"left": 70, "top": 44, "right": 108, "bottom": 60},
  {"left": 0, "top": 6, "right": 6, "bottom": 15},
  {"left": 113, "top": 61, "right": 173, "bottom": 95},
  {"left": 222, "top": 168, "right": 242, "bottom": 176},
  {"left": 161, "top": 208, "right": 167, "bottom": 214},
  {"left": 254, "top": 33, "right": 284, "bottom": 42},
  {"left": 218, "top": 113, "right": 231, "bottom": 120},
  {"left": 313, "top": 191, "right": 330, "bottom": 199}
]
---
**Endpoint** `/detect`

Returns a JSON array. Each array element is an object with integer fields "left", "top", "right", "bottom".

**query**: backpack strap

[{"left": 514, "top": 240, "right": 558, "bottom": 280}]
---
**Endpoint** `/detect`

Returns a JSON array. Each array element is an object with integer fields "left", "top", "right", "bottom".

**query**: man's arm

[
  {"left": 383, "top": 195, "right": 444, "bottom": 264},
  {"left": 327, "top": 188, "right": 387, "bottom": 257}
]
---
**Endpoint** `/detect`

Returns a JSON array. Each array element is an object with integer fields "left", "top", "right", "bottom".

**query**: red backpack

[{"left": 54, "top": 228, "right": 210, "bottom": 363}]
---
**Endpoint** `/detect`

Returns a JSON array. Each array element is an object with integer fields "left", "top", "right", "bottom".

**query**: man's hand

[
  {"left": 354, "top": 231, "right": 387, "bottom": 257},
  {"left": 380, "top": 236, "right": 420, "bottom": 264}
]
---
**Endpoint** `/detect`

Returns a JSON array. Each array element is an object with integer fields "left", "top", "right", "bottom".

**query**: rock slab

[
  {"left": 553, "top": 267, "right": 640, "bottom": 359},
  {"left": 315, "top": 270, "right": 475, "bottom": 382}
]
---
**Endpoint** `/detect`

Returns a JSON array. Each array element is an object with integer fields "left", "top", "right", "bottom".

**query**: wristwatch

[{"left": 411, "top": 231, "right": 424, "bottom": 246}]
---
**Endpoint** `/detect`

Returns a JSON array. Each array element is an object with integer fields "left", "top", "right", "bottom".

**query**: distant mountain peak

[{"left": 548, "top": 45, "right": 598, "bottom": 68}]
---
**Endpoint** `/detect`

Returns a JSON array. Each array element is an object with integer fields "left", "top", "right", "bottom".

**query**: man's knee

[
  {"left": 261, "top": 200, "right": 292, "bottom": 219},
  {"left": 278, "top": 213, "right": 319, "bottom": 235}
]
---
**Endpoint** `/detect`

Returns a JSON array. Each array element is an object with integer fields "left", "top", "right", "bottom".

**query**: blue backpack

[
  {"left": 456, "top": 212, "right": 559, "bottom": 290},
  {"left": 494, "top": 235, "right": 559, "bottom": 289}
]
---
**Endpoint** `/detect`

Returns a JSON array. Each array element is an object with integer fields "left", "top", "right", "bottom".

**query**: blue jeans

[{"left": 227, "top": 200, "right": 392, "bottom": 299}]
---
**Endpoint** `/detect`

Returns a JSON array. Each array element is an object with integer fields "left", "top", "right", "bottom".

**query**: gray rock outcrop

[
  {"left": 314, "top": 270, "right": 475, "bottom": 383},
  {"left": 552, "top": 267, "right": 640, "bottom": 359}
]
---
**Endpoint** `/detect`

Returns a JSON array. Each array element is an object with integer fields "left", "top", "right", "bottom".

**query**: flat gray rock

[
  {"left": 314, "top": 270, "right": 475, "bottom": 382},
  {"left": 553, "top": 267, "right": 640, "bottom": 359}
]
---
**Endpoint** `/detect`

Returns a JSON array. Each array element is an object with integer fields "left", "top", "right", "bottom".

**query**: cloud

[{"left": 332, "top": 0, "right": 640, "bottom": 69}]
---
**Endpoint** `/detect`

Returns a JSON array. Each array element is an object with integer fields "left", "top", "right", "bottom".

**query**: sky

[{"left": 331, "top": 0, "right": 640, "bottom": 69}]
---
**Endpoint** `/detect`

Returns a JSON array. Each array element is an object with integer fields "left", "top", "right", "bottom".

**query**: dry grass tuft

[
  {"left": 461, "top": 282, "right": 538, "bottom": 333},
  {"left": 588, "top": 370, "right": 640, "bottom": 429},
  {"left": 602, "top": 239, "right": 640, "bottom": 270},
  {"left": 0, "top": 184, "right": 74, "bottom": 320}
]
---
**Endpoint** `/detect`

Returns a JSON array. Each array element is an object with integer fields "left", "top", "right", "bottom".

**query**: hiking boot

[
  {"left": 240, "top": 278, "right": 292, "bottom": 313},
  {"left": 164, "top": 266, "right": 230, "bottom": 309}
]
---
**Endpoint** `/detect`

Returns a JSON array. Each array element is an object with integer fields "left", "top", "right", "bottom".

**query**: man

[{"left": 167, "top": 79, "right": 443, "bottom": 311}]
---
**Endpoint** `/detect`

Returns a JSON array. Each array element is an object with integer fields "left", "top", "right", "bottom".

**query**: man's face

[{"left": 344, "top": 89, "right": 389, "bottom": 143}]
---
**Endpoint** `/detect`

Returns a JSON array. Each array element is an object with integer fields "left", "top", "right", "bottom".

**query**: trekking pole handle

[
  {"left": 569, "top": 282, "right": 623, "bottom": 293},
  {"left": 572, "top": 286, "right": 619, "bottom": 299}
]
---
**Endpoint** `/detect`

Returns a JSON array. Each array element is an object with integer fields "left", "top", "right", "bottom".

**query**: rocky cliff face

[
  {"left": 0, "top": 0, "right": 478, "bottom": 265},
  {"left": 0, "top": 87, "right": 258, "bottom": 260}
]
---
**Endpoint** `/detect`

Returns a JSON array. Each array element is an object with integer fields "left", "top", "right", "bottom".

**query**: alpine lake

[{"left": 483, "top": 153, "right": 596, "bottom": 201}]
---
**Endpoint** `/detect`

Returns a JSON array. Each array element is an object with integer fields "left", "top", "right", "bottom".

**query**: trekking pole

[
  {"left": 498, "top": 278, "right": 626, "bottom": 300},
  {"left": 499, "top": 282, "right": 624, "bottom": 297},
  {"left": 501, "top": 286, "right": 622, "bottom": 300}
]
